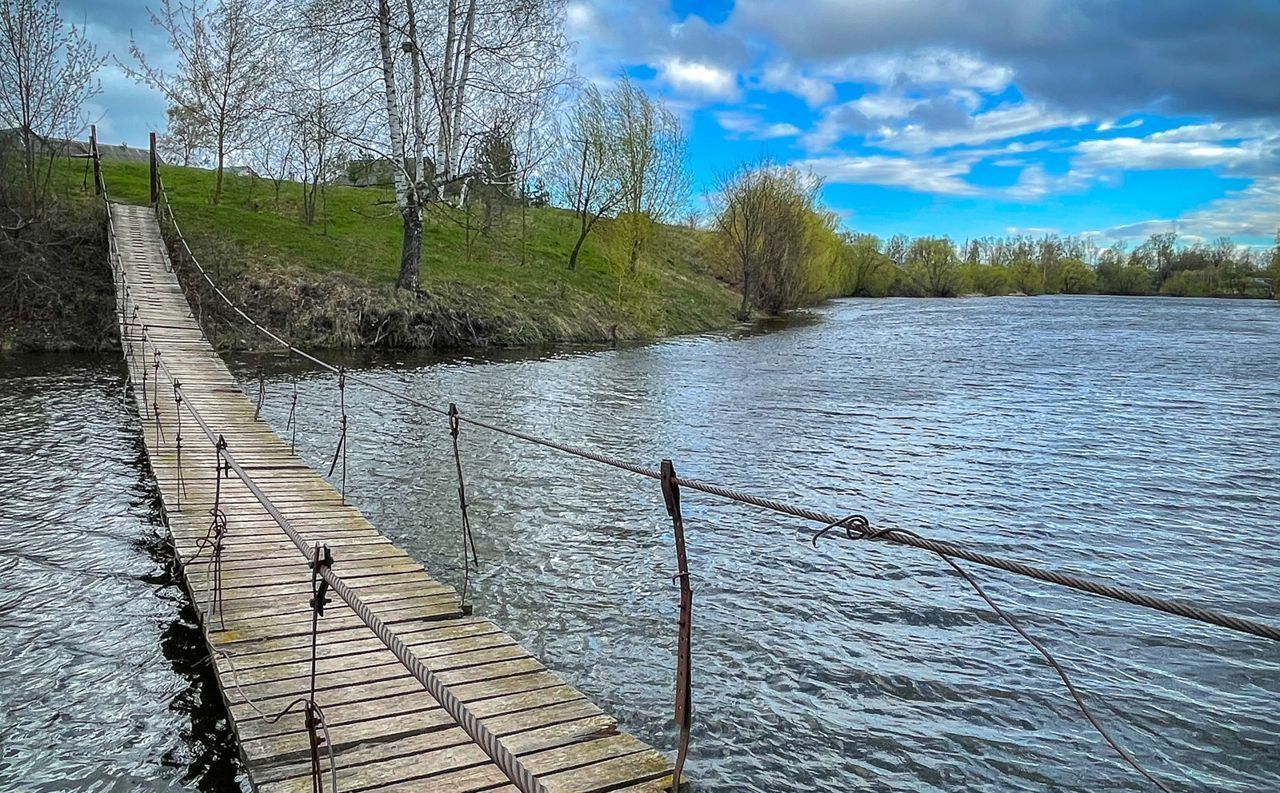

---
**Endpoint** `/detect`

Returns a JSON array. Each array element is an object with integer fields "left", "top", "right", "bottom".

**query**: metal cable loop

[{"left": 814, "top": 523, "right": 1175, "bottom": 792}]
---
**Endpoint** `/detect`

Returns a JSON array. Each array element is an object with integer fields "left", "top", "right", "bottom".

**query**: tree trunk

[
  {"left": 520, "top": 200, "right": 528, "bottom": 265},
  {"left": 738, "top": 268, "right": 752, "bottom": 319},
  {"left": 396, "top": 205, "right": 423, "bottom": 291},
  {"left": 568, "top": 226, "right": 588, "bottom": 271},
  {"left": 214, "top": 130, "right": 226, "bottom": 205}
]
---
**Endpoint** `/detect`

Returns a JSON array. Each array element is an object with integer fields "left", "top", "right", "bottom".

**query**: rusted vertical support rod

[
  {"left": 660, "top": 459, "right": 693, "bottom": 793},
  {"left": 449, "top": 403, "right": 479, "bottom": 613}
]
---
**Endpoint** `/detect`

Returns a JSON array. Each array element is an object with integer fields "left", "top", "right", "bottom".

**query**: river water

[{"left": 2, "top": 295, "right": 1277, "bottom": 792}]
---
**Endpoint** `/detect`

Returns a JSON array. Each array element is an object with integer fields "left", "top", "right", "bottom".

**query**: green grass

[{"left": 98, "top": 160, "right": 741, "bottom": 349}]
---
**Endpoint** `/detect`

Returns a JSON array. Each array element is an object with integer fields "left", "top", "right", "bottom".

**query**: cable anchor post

[
  {"left": 152, "top": 349, "right": 161, "bottom": 410},
  {"left": 660, "top": 459, "right": 693, "bottom": 793},
  {"left": 286, "top": 376, "right": 299, "bottom": 454},
  {"left": 140, "top": 328, "right": 149, "bottom": 411},
  {"left": 448, "top": 403, "right": 479, "bottom": 614}
]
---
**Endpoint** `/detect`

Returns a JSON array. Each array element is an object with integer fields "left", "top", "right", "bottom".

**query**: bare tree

[
  {"left": 159, "top": 103, "right": 213, "bottom": 167},
  {"left": 246, "top": 111, "right": 296, "bottom": 206},
  {"left": 126, "top": 0, "right": 275, "bottom": 204},
  {"left": 272, "top": 0, "right": 365, "bottom": 227},
  {"left": 553, "top": 86, "right": 622, "bottom": 272},
  {"left": 510, "top": 96, "right": 560, "bottom": 264},
  {"left": 0, "top": 0, "right": 103, "bottom": 226}
]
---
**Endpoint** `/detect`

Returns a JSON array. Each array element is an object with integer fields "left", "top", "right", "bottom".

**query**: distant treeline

[
  {"left": 834, "top": 231, "right": 1279, "bottom": 299},
  {"left": 705, "top": 166, "right": 1279, "bottom": 314}
]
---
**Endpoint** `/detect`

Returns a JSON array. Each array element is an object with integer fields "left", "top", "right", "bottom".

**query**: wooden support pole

[
  {"left": 149, "top": 131, "right": 158, "bottom": 206},
  {"left": 90, "top": 124, "right": 101, "bottom": 195}
]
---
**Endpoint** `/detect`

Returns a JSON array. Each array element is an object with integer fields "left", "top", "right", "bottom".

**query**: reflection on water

[
  {"left": 0, "top": 356, "right": 246, "bottom": 793},
  {"left": 3, "top": 295, "right": 1278, "bottom": 792}
]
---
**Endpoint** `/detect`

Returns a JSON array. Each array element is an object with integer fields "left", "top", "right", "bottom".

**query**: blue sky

[{"left": 76, "top": 0, "right": 1280, "bottom": 248}]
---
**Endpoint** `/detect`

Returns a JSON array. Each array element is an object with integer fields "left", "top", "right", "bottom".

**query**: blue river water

[{"left": 2, "top": 295, "right": 1277, "bottom": 792}]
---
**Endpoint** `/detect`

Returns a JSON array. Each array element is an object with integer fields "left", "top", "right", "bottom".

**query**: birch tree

[
  {"left": 372, "top": 0, "right": 567, "bottom": 290},
  {"left": 126, "top": 0, "right": 275, "bottom": 204},
  {"left": 0, "top": 0, "right": 103, "bottom": 224}
]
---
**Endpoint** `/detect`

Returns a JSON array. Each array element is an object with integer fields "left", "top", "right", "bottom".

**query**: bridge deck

[{"left": 111, "top": 202, "right": 678, "bottom": 793}]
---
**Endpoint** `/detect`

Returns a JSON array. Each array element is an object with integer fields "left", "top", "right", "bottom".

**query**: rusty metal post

[
  {"left": 149, "top": 131, "right": 159, "bottom": 207},
  {"left": 89, "top": 124, "right": 101, "bottom": 195},
  {"left": 660, "top": 459, "right": 692, "bottom": 792}
]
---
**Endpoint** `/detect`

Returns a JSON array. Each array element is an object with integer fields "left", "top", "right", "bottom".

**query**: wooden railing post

[
  {"left": 89, "top": 124, "right": 101, "bottom": 195},
  {"left": 149, "top": 131, "right": 158, "bottom": 206}
]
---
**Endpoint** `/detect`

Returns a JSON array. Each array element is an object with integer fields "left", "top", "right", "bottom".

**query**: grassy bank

[{"left": 97, "top": 160, "right": 741, "bottom": 350}]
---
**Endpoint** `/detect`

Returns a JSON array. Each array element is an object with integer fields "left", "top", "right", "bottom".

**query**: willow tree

[
  {"left": 712, "top": 159, "right": 825, "bottom": 317},
  {"left": 553, "top": 85, "right": 622, "bottom": 272},
  {"left": 906, "top": 237, "right": 959, "bottom": 297},
  {"left": 609, "top": 76, "right": 687, "bottom": 274}
]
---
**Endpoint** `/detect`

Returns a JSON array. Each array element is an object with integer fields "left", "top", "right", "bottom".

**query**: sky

[{"left": 74, "top": 0, "right": 1280, "bottom": 247}]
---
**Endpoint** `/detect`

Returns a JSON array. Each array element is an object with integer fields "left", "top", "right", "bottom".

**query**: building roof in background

[{"left": 0, "top": 128, "right": 159, "bottom": 163}]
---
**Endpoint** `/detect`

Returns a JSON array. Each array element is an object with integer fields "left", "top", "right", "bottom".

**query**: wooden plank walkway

[{"left": 110, "top": 202, "right": 679, "bottom": 793}]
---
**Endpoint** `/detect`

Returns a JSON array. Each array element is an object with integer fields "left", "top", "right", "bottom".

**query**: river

[{"left": 2, "top": 295, "right": 1277, "bottom": 792}]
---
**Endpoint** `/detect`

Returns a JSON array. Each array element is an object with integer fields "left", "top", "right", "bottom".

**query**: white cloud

[
  {"left": 1075, "top": 137, "right": 1263, "bottom": 172},
  {"left": 850, "top": 93, "right": 921, "bottom": 120},
  {"left": 659, "top": 58, "right": 740, "bottom": 100},
  {"left": 1096, "top": 118, "right": 1143, "bottom": 132},
  {"left": 757, "top": 61, "right": 835, "bottom": 107},
  {"left": 799, "top": 148, "right": 1085, "bottom": 202},
  {"left": 879, "top": 102, "right": 1090, "bottom": 153},
  {"left": 799, "top": 153, "right": 981, "bottom": 195},
  {"left": 828, "top": 48, "right": 1014, "bottom": 93},
  {"left": 1176, "top": 177, "right": 1280, "bottom": 238},
  {"left": 715, "top": 111, "right": 800, "bottom": 139}
]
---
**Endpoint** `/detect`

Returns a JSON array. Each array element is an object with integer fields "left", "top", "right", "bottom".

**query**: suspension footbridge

[{"left": 106, "top": 183, "right": 683, "bottom": 793}]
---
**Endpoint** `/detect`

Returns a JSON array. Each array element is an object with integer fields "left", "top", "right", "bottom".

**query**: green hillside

[{"left": 99, "top": 160, "right": 742, "bottom": 349}]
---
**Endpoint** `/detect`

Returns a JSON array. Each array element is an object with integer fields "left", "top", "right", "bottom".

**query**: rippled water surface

[{"left": 3, "top": 296, "right": 1278, "bottom": 792}]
